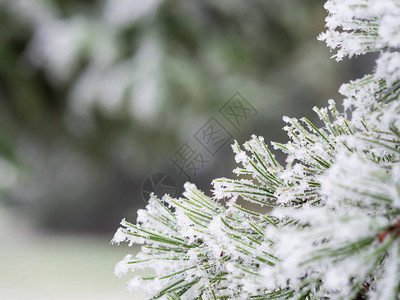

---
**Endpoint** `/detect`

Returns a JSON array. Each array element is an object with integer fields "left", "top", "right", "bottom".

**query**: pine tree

[{"left": 113, "top": 1, "right": 400, "bottom": 299}]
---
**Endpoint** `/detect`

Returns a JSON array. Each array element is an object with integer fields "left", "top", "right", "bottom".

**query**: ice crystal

[{"left": 114, "top": 0, "right": 400, "bottom": 298}]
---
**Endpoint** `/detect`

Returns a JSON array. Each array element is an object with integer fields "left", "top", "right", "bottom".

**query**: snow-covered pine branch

[{"left": 113, "top": 0, "right": 400, "bottom": 298}]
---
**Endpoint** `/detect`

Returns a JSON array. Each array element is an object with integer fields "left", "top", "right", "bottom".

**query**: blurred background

[{"left": 0, "top": 0, "right": 373, "bottom": 299}]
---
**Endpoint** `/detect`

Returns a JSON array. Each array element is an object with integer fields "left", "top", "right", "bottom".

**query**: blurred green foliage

[{"left": 0, "top": 0, "right": 347, "bottom": 232}]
